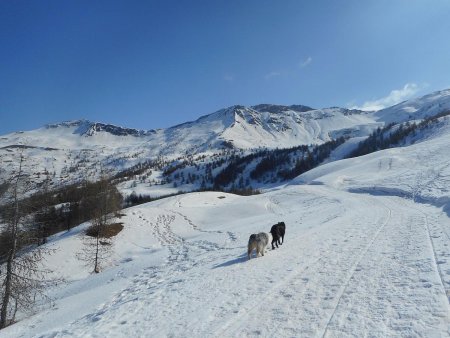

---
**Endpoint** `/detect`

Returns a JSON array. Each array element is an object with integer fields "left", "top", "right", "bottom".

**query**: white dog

[{"left": 247, "top": 232, "right": 272, "bottom": 259}]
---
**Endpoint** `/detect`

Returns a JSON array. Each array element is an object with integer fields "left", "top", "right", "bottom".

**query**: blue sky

[{"left": 1, "top": 0, "right": 450, "bottom": 134}]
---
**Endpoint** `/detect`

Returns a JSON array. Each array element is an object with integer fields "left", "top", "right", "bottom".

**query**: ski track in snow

[
  {"left": 323, "top": 197, "right": 449, "bottom": 337},
  {"left": 217, "top": 192, "right": 392, "bottom": 337}
]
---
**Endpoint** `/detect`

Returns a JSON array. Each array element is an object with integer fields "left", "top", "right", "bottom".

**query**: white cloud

[
  {"left": 299, "top": 56, "right": 312, "bottom": 68},
  {"left": 264, "top": 71, "right": 282, "bottom": 80},
  {"left": 351, "top": 83, "right": 422, "bottom": 111}
]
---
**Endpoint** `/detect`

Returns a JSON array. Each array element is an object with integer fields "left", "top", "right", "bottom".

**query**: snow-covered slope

[
  {"left": 220, "top": 106, "right": 376, "bottom": 149},
  {"left": 294, "top": 114, "right": 450, "bottom": 206},
  {"left": 374, "top": 88, "right": 450, "bottom": 124},
  {"left": 2, "top": 110, "right": 450, "bottom": 337}
]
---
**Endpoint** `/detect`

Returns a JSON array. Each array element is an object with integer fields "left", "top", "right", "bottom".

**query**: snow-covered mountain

[
  {"left": 1, "top": 89, "right": 450, "bottom": 195},
  {"left": 1, "top": 104, "right": 372, "bottom": 151},
  {"left": 2, "top": 90, "right": 450, "bottom": 337}
]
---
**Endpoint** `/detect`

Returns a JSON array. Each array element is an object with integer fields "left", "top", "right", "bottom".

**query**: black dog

[{"left": 270, "top": 221, "right": 286, "bottom": 250}]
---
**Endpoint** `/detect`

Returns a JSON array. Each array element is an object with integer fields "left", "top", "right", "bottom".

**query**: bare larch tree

[
  {"left": 78, "top": 176, "right": 122, "bottom": 273},
  {"left": 0, "top": 154, "right": 58, "bottom": 329}
]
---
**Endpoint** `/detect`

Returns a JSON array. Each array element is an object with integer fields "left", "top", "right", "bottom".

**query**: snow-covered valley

[
  {"left": 3, "top": 0, "right": 450, "bottom": 334},
  {"left": 1, "top": 111, "right": 450, "bottom": 337},
  {"left": 1, "top": 89, "right": 450, "bottom": 337}
]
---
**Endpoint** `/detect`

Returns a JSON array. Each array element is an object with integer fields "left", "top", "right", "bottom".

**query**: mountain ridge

[{"left": 1, "top": 88, "right": 450, "bottom": 195}]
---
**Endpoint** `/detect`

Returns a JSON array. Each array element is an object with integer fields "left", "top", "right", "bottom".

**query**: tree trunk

[
  {"left": 94, "top": 225, "right": 100, "bottom": 273},
  {"left": 0, "top": 251, "right": 14, "bottom": 328}
]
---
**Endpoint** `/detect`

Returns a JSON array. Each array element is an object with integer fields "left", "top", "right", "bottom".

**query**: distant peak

[
  {"left": 218, "top": 105, "right": 249, "bottom": 116},
  {"left": 229, "top": 104, "right": 246, "bottom": 110},
  {"left": 45, "top": 120, "right": 155, "bottom": 137},
  {"left": 82, "top": 122, "right": 156, "bottom": 137},
  {"left": 45, "top": 119, "right": 92, "bottom": 129}
]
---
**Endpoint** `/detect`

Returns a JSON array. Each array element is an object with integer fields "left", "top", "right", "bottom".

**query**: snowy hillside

[{"left": 1, "top": 108, "right": 449, "bottom": 337}]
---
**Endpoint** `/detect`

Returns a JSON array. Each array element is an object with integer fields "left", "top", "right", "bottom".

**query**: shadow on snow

[
  {"left": 348, "top": 187, "right": 450, "bottom": 217},
  {"left": 212, "top": 253, "right": 248, "bottom": 269}
]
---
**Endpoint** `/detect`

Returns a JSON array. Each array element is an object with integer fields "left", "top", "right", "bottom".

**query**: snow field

[{"left": 2, "top": 182, "right": 448, "bottom": 337}]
